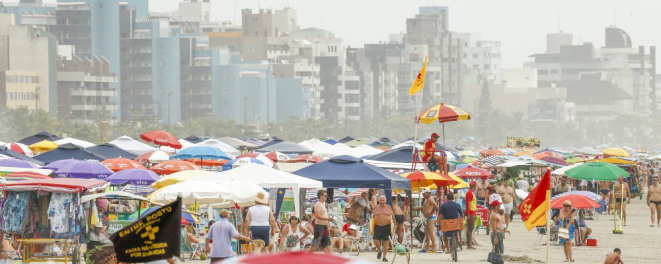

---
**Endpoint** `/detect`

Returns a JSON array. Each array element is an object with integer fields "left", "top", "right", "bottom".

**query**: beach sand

[{"left": 188, "top": 192, "right": 656, "bottom": 263}]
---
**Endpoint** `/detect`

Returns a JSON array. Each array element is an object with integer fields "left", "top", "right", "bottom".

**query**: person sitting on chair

[
  {"left": 88, "top": 222, "right": 111, "bottom": 249},
  {"left": 423, "top": 133, "right": 446, "bottom": 173}
]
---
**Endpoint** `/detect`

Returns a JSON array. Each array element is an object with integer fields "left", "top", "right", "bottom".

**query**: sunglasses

[
  {"left": 564, "top": 205, "right": 571, "bottom": 208},
  {"left": 290, "top": 217, "right": 298, "bottom": 221}
]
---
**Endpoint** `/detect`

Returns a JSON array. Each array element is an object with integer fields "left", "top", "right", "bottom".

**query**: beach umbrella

[
  {"left": 480, "top": 149, "right": 504, "bottom": 157},
  {"left": 28, "top": 140, "right": 58, "bottom": 155},
  {"left": 120, "top": 184, "right": 155, "bottom": 195},
  {"left": 1, "top": 171, "right": 51, "bottom": 181},
  {"left": 140, "top": 130, "right": 182, "bottom": 149},
  {"left": 42, "top": 159, "right": 78, "bottom": 171},
  {"left": 102, "top": 158, "right": 147, "bottom": 172},
  {"left": 447, "top": 173, "right": 469, "bottom": 189},
  {"left": 151, "top": 170, "right": 215, "bottom": 189},
  {"left": 550, "top": 194, "right": 600, "bottom": 209},
  {"left": 236, "top": 153, "right": 275, "bottom": 167},
  {"left": 264, "top": 151, "right": 291, "bottom": 162},
  {"left": 4, "top": 142, "right": 33, "bottom": 156},
  {"left": 459, "top": 150, "right": 480, "bottom": 157},
  {"left": 85, "top": 143, "right": 138, "bottom": 160},
  {"left": 400, "top": 171, "right": 458, "bottom": 190},
  {"left": 55, "top": 160, "right": 114, "bottom": 179},
  {"left": 222, "top": 251, "right": 371, "bottom": 264},
  {"left": 454, "top": 165, "right": 493, "bottom": 180},
  {"left": 135, "top": 150, "right": 172, "bottom": 164},
  {"left": 215, "top": 181, "right": 269, "bottom": 207},
  {"left": 127, "top": 206, "right": 194, "bottom": 224},
  {"left": 551, "top": 163, "right": 582, "bottom": 176},
  {"left": 288, "top": 154, "right": 324, "bottom": 163},
  {"left": 149, "top": 181, "right": 231, "bottom": 204},
  {"left": 540, "top": 156, "right": 569, "bottom": 166},
  {"left": 106, "top": 169, "right": 160, "bottom": 186},
  {"left": 417, "top": 103, "right": 471, "bottom": 124},
  {"left": 221, "top": 157, "right": 266, "bottom": 171},
  {"left": 565, "top": 161, "right": 630, "bottom": 181},
  {"left": 593, "top": 157, "right": 637, "bottom": 165},
  {"left": 603, "top": 148, "right": 631, "bottom": 157},
  {"left": 171, "top": 145, "right": 231, "bottom": 161},
  {"left": 150, "top": 160, "right": 201, "bottom": 175},
  {"left": 552, "top": 191, "right": 602, "bottom": 202},
  {"left": 566, "top": 157, "right": 585, "bottom": 164},
  {"left": 195, "top": 139, "right": 241, "bottom": 156},
  {"left": 0, "top": 158, "right": 39, "bottom": 168},
  {"left": 109, "top": 136, "right": 155, "bottom": 155},
  {"left": 184, "top": 158, "right": 228, "bottom": 167},
  {"left": 218, "top": 137, "right": 259, "bottom": 149}
]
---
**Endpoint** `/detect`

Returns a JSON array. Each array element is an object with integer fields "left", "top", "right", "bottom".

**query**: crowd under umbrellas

[{"left": 0, "top": 129, "right": 654, "bottom": 263}]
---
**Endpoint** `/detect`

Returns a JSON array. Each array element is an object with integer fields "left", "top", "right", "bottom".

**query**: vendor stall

[{"left": 0, "top": 178, "right": 108, "bottom": 263}]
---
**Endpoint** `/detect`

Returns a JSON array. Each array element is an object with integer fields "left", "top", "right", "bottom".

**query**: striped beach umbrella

[
  {"left": 417, "top": 103, "right": 471, "bottom": 124},
  {"left": 1, "top": 171, "right": 51, "bottom": 181}
]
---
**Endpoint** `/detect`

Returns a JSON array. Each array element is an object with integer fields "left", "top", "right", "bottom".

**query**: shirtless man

[
  {"left": 646, "top": 176, "right": 661, "bottom": 227},
  {"left": 311, "top": 190, "right": 334, "bottom": 252},
  {"left": 413, "top": 188, "right": 438, "bottom": 253},
  {"left": 373, "top": 195, "right": 394, "bottom": 262},
  {"left": 347, "top": 195, "right": 367, "bottom": 224},
  {"left": 497, "top": 180, "right": 517, "bottom": 231},
  {"left": 477, "top": 179, "right": 488, "bottom": 204},
  {"left": 489, "top": 200, "right": 505, "bottom": 254},
  {"left": 392, "top": 196, "right": 405, "bottom": 244},
  {"left": 604, "top": 248, "right": 624, "bottom": 264},
  {"left": 613, "top": 176, "right": 631, "bottom": 226}
]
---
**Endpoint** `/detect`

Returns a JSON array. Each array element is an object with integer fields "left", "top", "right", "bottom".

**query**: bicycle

[{"left": 439, "top": 218, "right": 463, "bottom": 262}]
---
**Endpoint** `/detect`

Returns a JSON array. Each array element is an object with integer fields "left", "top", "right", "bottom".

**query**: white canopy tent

[
  {"left": 193, "top": 163, "right": 323, "bottom": 216},
  {"left": 54, "top": 137, "right": 96, "bottom": 148},
  {"left": 352, "top": 145, "right": 384, "bottom": 157},
  {"left": 149, "top": 181, "right": 232, "bottom": 205},
  {"left": 109, "top": 136, "right": 155, "bottom": 155},
  {"left": 196, "top": 139, "right": 241, "bottom": 156},
  {"left": 299, "top": 139, "right": 332, "bottom": 152},
  {"left": 313, "top": 143, "right": 358, "bottom": 158}
]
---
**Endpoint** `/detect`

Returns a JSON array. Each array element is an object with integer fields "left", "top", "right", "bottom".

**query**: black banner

[
  {"left": 110, "top": 197, "right": 181, "bottom": 262},
  {"left": 86, "top": 244, "right": 117, "bottom": 264}
]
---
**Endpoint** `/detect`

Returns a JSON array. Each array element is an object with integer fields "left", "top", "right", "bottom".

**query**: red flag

[{"left": 518, "top": 169, "right": 551, "bottom": 231}]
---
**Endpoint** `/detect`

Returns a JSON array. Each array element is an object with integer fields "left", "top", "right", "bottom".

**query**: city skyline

[{"left": 145, "top": 0, "right": 661, "bottom": 71}]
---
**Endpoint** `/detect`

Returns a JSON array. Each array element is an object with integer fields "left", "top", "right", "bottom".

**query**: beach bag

[
  {"left": 558, "top": 227, "right": 570, "bottom": 240},
  {"left": 487, "top": 251, "right": 504, "bottom": 264}
]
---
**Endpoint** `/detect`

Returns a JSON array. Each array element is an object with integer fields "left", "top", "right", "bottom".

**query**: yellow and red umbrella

[
  {"left": 400, "top": 171, "right": 459, "bottom": 191},
  {"left": 417, "top": 103, "right": 471, "bottom": 124}
]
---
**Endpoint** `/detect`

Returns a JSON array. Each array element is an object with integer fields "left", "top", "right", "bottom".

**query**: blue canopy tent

[
  {"left": 292, "top": 155, "right": 410, "bottom": 190},
  {"left": 18, "top": 131, "right": 62, "bottom": 146},
  {"left": 183, "top": 135, "right": 206, "bottom": 144},
  {"left": 367, "top": 146, "right": 415, "bottom": 163},
  {"left": 33, "top": 143, "right": 104, "bottom": 164},
  {"left": 338, "top": 136, "right": 355, "bottom": 143},
  {"left": 323, "top": 139, "right": 337, "bottom": 145},
  {"left": 0, "top": 146, "right": 45, "bottom": 166},
  {"left": 258, "top": 136, "right": 285, "bottom": 148},
  {"left": 85, "top": 143, "right": 138, "bottom": 160}
]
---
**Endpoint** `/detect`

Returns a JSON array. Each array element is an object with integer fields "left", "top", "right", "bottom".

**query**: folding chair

[{"left": 388, "top": 236, "right": 410, "bottom": 264}]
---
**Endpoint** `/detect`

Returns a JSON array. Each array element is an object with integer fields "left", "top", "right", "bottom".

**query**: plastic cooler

[
  {"left": 587, "top": 238, "right": 597, "bottom": 246},
  {"left": 476, "top": 205, "right": 488, "bottom": 226}
]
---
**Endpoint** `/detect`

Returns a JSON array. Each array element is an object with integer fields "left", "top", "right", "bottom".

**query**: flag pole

[{"left": 545, "top": 188, "right": 550, "bottom": 264}]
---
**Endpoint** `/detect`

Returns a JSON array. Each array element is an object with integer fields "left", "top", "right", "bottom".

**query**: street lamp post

[
  {"left": 167, "top": 91, "right": 172, "bottom": 126},
  {"left": 243, "top": 96, "right": 249, "bottom": 125}
]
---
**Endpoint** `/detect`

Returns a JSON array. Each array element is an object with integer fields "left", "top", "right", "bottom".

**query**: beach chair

[
  {"left": 179, "top": 229, "right": 202, "bottom": 260},
  {"left": 388, "top": 236, "right": 411, "bottom": 264}
]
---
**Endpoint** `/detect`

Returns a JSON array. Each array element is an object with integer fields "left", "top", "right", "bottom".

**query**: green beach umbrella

[{"left": 564, "top": 161, "right": 629, "bottom": 181}]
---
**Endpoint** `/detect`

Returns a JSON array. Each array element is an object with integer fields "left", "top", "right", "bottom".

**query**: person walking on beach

[
  {"left": 245, "top": 192, "right": 276, "bottom": 253},
  {"left": 558, "top": 200, "right": 575, "bottom": 262},
  {"left": 392, "top": 196, "right": 405, "bottom": 244},
  {"left": 489, "top": 200, "right": 504, "bottom": 254},
  {"left": 497, "top": 179, "right": 517, "bottom": 231},
  {"left": 205, "top": 209, "right": 251, "bottom": 263},
  {"left": 372, "top": 195, "right": 394, "bottom": 262},
  {"left": 647, "top": 176, "right": 661, "bottom": 227},
  {"left": 613, "top": 176, "right": 631, "bottom": 226},
  {"left": 311, "top": 190, "right": 334, "bottom": 252},
  {"left": 465, "top": 181, "right": 478, "bottom": 249},
  {"left": 413, "top": 188, "right": 438, "bottom": 253},
  {"left": 604, "top": 248, "right": 624, "bottom": 264}
]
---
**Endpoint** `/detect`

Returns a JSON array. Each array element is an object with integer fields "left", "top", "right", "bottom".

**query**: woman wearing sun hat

[
  {"left": 245, "top": 192, "right": 276, "bottom": 253},
  {"left": 558, "top": 200, "right": 575, "bottom": 262}
]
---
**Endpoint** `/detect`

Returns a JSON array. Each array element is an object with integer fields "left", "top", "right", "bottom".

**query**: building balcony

[
  {"left": 70, "top": 90, "right": 116, "bottom": 97},
  {"left": 71, "top": 104, "right": 117, "bottom": 111}
]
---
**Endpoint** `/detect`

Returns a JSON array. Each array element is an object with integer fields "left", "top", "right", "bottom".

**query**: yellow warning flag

[{"left": 408, "top": 56, "right": 428, "bottom": 95}]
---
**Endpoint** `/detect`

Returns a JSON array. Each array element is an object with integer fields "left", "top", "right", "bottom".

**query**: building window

[
  {"left": 223, "top": 87, "right": 228, "bottom": 93},
  {"left": 223, "top": 74, "right": 227, "bottom": 79},
  {"left": 472, "top": 53, "right": 478, "bottom": 58},
  {"left": 159, "top": 45, "right": 164, "bottom": 52},
  {"left": 159, "top": 60, "right": 164, "bottom": 66}
]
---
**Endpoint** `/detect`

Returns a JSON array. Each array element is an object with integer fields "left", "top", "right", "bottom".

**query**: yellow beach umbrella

[
  {"left": 417, "top": 103, "right": 471, "bottom": 124},
  {"left": 447, "top": 173, "right": 469, "bottom": 189},
  {"left": 592, "top": 157, "right": 636, "bottom": 165},
  {"left": 28, "top": 140, "right": 58, "bottom": 155},
  {"left": 400, "top": 171, "right": 459, "bottom": 191},
  {"left": 603, "top": 148, "right": 631, "bottom": 157},
  {"left": 150, "top": 170, "right": 215, "bottom": 189}
]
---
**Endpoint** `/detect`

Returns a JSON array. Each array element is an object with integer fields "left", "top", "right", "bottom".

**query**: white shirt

[
  {"left": 516, "top": 180, "right": 529, "bottom": 191},
  {"left": 249, "top": 205, "right": 271, "bottom": 226},
  {"left": 489, "top": 193, "right": 504, "bottom": 210}
]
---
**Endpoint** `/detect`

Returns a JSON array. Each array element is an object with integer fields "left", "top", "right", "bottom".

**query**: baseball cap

[
  {"left": 490, "top": 200, "right": 501, "bottom": 208},
  {"left": 349, "top": 224, "right": 358, "bottom": 230},
  {"left": 421, "top": 187, "right": 431, "bottom": 194},
  {"left": 470, "top": 181, "right": 477, "bottom": 187},
  {"left": 431, "top": 133, "right": 439, "bottom": 138}
]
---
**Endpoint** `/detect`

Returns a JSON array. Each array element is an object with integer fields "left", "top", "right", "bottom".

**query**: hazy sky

[{"left": 144, "top": 0, "right": 660, "bottom": 70}]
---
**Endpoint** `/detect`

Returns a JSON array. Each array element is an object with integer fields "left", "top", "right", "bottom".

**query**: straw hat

[
  {"left": 563, "top": 200, "right": 572, "bottom": 206},
  {"left": 94, "top": 221, "right": 104, "bottom": 228},
  {"left": 220, "top": 209, "right": 231, "bottom": 218},
  {"left": 255, "top": 192, "right": 269, "bottom": 204}
]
